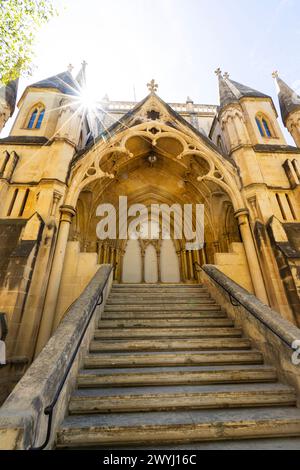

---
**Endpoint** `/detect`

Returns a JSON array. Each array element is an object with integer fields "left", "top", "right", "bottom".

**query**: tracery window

[
  {"left": 255, "top": 114, "right": 274, "bottom": 138},
  {"left": 27, "top": 105, "right": 45, "bottom": 129}
]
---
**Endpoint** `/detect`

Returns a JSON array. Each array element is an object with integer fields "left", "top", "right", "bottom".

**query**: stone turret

[
  {"left": 216, "top": 69, "right": 285, "bottom": 151},
  {"left": 273, "top": 71, "right": 300, "bottom": 147}
]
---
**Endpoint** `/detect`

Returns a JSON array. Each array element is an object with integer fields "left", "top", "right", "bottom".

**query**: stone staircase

[{"left": 56, "top": 284, "right": 300, "bottom": 449}]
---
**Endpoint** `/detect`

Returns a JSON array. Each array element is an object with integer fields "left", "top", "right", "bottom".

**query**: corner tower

[{"left": 273, "top": 71, "right": 300, "bottom": 147}]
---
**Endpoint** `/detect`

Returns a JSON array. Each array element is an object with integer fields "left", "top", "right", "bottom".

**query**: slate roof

[
  {"left": 218, "top": 75, "right": 271, "bottom": 110},
  {"left": 30, "top": 71, "right": 80, "bottom": 96}
]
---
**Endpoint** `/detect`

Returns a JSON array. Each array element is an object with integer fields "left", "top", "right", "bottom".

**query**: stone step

[
  {"left": 84, "top": 350, "right": 262, "bottom": 369},
  {"left": 98, "top": 318, "right": 233, "bottom": 329},
  {"left": 56, "top": 407, "right": 300, "bottom": 448},
  {"left": 106, "top": 297, "right": 212, "bottom": 305},
  {"left": 101, "top": 312, "right": 228, "bottom": 320},
  {"left": 90, "top": 338, "right": 251, "bottom": 353},
  {"left": 112, "top": 284, "right": 202, "bottom": 289},
  {"left": 94, "top": 327, "right": 242, "bottom": 339},
  {"left": 110, "top": 289, "right": 209, "bottom": 294},
  {"left": 110, "top": 292, "right": 209, "bottom": 298},
  {"left": 68, "top": 383, "right": 296, "bottom": 414},
  {"left": 77, "top": 365, "right": 278, "bottom": 388},
  {"left": 104, "top": 304, "right": 220, "bottom": 312}
]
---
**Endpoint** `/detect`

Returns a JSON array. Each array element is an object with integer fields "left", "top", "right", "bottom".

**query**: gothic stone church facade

[{"left": 0, "top": 66, "right": 300, "bottom": 398}]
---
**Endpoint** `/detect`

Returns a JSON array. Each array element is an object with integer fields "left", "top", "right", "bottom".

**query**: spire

[
  {"left": 0, "top": 79, "right": 19, "bottom": 116},
  {"left": 215, "top": 68, "right": 239, "bottom": 109},
  {"left": 272, "top": 71, "right": 300, "bottom": 126},
  {"left": 215, "top": 69, "right": 271, "bottom": 110},
  {"left": 76, "top": 60, "right": 87, "bottom": 87}
]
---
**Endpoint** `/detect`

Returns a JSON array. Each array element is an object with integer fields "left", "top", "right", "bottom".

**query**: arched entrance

[
  {"left": 36, "top": 95, "right": 269, "bottom": 354},
  {"left": 122, "top": 237, "right": 181, "bottom": 284},
  {"left": 68, "top": 123, "right": 244, "bottom": 285}
]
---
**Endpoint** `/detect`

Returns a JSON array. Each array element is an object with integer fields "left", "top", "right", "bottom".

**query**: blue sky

[{"left": 4, "top": 0, "right": 300, "bottom": 138}]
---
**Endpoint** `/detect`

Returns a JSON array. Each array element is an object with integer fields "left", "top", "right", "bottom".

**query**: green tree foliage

[{"left": 0, "top": 0, "right": 56, "bottom": 84}]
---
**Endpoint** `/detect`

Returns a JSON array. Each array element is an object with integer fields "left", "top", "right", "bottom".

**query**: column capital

[
  {"left": 60, "top": 205, "right": 76, "bottom": 223},
  {"left": 234, "top": 208, "right": 249, "bottom": 219}
]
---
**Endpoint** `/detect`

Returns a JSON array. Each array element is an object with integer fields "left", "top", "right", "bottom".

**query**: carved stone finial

[
  {"left": 272, "top": 70, "right": 279, "bottom": 79},
  {"left": 224, "top": 72, "right": 230, "bottom": 79},
  {"left": 147, "top": 79, "right": 158, "bottom": 93},
  {"left": 215, "top": 68, "right": 222, "bottom": 77},
  {"left": 67, "top": 63, "right": 74, "bottom": 73}
]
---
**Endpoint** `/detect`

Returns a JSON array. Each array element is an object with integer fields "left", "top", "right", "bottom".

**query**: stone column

[
  {"left": 188, "top": 251, "right": 195, "bottom": 280},
  {"left": 35, "top": 205, "right": 76, "bottom": 355},
  {"left": 115, "top": 249, "right": 120, "bottom": 281},
  {"left": 141, "top": 250, "right": 145, "bottom": 284},
  {"left": 195, "top": 250, "right": 201, "bottom": 282},
  {"left": 157, "top": 251, "right": 161, "bottom": 283},
  {"left": 180, "top": 251, "right": 186, "bottom": 282},
  {"left": 103, "top": 244, "right": 108, "bottom": 264},
  {"left": 183, "top": 251, "right": 189, "bottom": 281},
  {"left": 202, "top": 244, "right": 207, "bottom": 264},
  {"left": 119, "top": 250, "right": 124, "bottom": 283},
  {"left": 235, "top": 209, "right": 269, "bottom": 304}
]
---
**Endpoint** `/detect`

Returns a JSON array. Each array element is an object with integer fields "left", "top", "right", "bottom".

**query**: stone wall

[
  {"left": 0, "top": 265, "right": 113, "bottom": 450},
  {"left": 201, "top": 265, "right": 300, "bottom": 402},
  {"left": 214, "top": 242, "right": 254, "bottom": 293}
]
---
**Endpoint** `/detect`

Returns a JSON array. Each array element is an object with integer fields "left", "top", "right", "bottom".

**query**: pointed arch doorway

[{"left": 122, "top": 238, "right": 181, "bottom": 284}]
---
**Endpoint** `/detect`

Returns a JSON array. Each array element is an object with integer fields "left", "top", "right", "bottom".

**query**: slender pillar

[
  {"left": 235, "top": 209, "right": 269, "bottom": 304},
  {"left": 119, "top": 250, "right": 124, "bottom": 283},
  {"left": 115, "top": 249, "right": 121, "bottom": 281},
  {"left": 157, "top": 251, "right": 161, "bottom": 283},
  {"left": 141, "top": 251, "right": 145, "bottom": 283},
  {"left": 188, "top": 250, "right": 195, "bottom": 280},
  {"left": 180, "top": 251, "right": 187, "bottom": 281},
  {"left": 183, "top": 251, "right": 189, "bottom": 281},
  {"left": 195, "top": 250, "right": 201, "bottom": 282},
  {"left": 35, "top": 205, "right": 76, "bottom": 356},
  {"left": 103, "top": 244, "right": 108, "bottom": 264}
]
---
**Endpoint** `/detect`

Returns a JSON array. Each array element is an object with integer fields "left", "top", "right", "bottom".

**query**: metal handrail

[
  {"left": 193, "top": 262, "right": 239, "bottom": 307},
  {"left": 30, "top": 265, "right": 114, "bottom": 451},
  {"left": 195, "top": 261, "right": 295, "bottom": 350}
]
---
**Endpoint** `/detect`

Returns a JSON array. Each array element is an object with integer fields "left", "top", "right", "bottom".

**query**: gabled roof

[
  {"left": 30, "top": 71, "right": 80, "bottom": 96},
  {"left": 0, "top": 79, "right": 19, "bottom": 116},
  {"left": 217, "top": 71, "right": 271, "bottom": 111},
  {"left": 73, "top": 91, "right": 234, "bottom": 167},
  {"left": 273, "top": 73, "right": 300, "bottom": 126}
]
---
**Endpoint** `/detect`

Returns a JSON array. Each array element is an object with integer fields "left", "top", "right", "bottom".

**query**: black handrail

[
  {"left": 193, "top": 262, "right": 240, "bottom": 307},
  {"left": 195, "top": 262, "right": 295, "bottom": 350},
  {"left": 30, "top": 265, "right": 114, "bottom": 451}
]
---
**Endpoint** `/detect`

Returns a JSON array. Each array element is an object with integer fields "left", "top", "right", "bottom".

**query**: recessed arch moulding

[{"left": 65, "top": 121, "right": 244, "bottom": 276}]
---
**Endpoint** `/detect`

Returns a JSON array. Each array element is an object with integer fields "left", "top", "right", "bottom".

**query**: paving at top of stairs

[{"left": 56, "top": 283, "right": 300, "bottom": 450}]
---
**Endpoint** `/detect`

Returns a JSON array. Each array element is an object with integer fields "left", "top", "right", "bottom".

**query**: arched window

[
  {"left": 35, "top": 109, "right": 45, "bottom": 129},
  {"left": 27, "top": 105, "right": 45, "bottom": 129},
  {"left": 255, "top": 114, "right": 274, "bottom": 138},
  {"left": 28, "top": 109, "right": 38, "bottom": 129},
  {"left": 262, "top": 118, "right": 272, "bottom": 137},
  {"left": 255, "top": 117, "right": 264, "bottom": 137}
]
